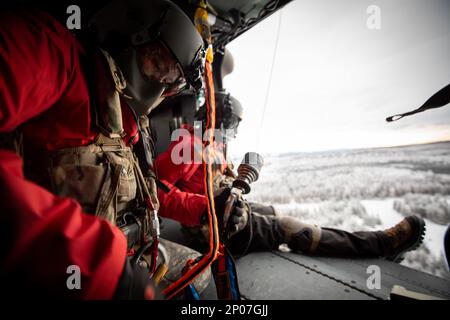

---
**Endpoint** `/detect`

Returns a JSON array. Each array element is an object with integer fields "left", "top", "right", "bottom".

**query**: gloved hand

[
  {"left": 211, "top": 187, "right": 250, "bottom": 238},
  {"left": 113, "top": 257, "right": 163, "bottom": 300}
]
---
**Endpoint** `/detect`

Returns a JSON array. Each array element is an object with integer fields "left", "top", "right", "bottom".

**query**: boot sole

[{"left": 389, "top": 216, "right": 426, "bottom": 263}]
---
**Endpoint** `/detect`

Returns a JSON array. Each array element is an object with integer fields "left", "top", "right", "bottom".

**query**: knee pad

[{"left": 278, "top": 216, "right": 322, "bottom": 253}]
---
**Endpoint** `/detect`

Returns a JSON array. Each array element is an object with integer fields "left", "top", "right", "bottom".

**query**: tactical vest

[
  {"left": 49, "top": 49, "right": 159, "bottom": 227},
  {"left": 1, "top": 48, "right": 159, "bottom": 234}
]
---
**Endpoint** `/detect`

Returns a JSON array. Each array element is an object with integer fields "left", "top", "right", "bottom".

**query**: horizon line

[{"left": 250, "top": 139, "right": 450, "bottom": 157}]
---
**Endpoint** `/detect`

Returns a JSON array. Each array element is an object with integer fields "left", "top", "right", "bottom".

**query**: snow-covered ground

[{"left": 242, "top": 141, "right": 450, "bottom": 278}]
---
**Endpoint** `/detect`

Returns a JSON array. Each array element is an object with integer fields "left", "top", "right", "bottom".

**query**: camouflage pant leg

[
  {"left": 180, "top": 224, "right": 210, "bottom": 253},
  {"left": 157, "top": 238, "right": 212, "bottom": 297},
  {"left": 249, "top": 202, "right": 277, "bottom": 216}
]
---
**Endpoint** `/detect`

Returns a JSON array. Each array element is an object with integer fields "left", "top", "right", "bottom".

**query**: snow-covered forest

[{"left": 244, "top": 141, "right": 450, "bottom": 278}]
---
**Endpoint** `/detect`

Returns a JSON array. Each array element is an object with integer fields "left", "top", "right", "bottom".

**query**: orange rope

[{"left": 162, "top": 62, "right": 219, "bottom": 299}]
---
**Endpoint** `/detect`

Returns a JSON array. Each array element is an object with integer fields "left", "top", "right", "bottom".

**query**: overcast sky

[{"left": 223, "top": 0, "right": 450, "bottom": 158}]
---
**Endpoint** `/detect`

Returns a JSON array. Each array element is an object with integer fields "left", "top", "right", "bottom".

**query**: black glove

[
  {"left": 211, "top": 187, "right": 249, "bottom": 238},
  {"left": 113, "top": 257, "right": 163, "bottom": 300}
]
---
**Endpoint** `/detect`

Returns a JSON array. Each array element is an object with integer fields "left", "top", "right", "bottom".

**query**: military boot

[{"left": 382, "top": 216, "right": 426, "bottom": 262}]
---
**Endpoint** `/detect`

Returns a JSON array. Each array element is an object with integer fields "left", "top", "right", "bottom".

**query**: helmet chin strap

[{"left": 146, "top": 96, "right": 166, "bottom": 114}]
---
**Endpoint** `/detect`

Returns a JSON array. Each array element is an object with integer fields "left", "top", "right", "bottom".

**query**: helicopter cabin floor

[{"left": 160, "top": 217, "right": 450, "bottom": 300}]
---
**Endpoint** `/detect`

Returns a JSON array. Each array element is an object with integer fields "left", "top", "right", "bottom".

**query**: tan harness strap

[
  {"left": 92, "top": 133, "right": 128, "bottom": 221},
  {"left": 94, "top": 161, "right": 122, "bottom": 220},
  {"left": 132, "top": 154, "right": 155, "bottom": 208},
  {"left": 309, "top": 225, "right": 322, "bottom": 253},
  {"left": 132, "top": 155, "right": 146, "bottom": 204},
  {"left": 93, "top": 49, "right": 128, "bottom": 138}
]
